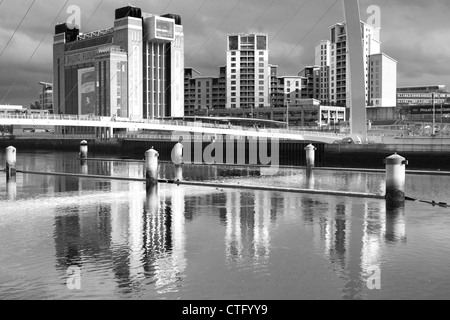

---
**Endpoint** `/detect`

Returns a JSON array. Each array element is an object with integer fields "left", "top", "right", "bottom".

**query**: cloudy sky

[{"left": 0, "top": 0, "right": 449, "bottom": 106}]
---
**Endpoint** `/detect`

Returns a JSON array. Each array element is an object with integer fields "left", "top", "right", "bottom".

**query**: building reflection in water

[
  {"left": 50, "top": 159, "right": 408, "bottom": 297},
  {"left": 225, "top": 190, "right": 271, "bottom": 273},
  {"left": 53, "top": 168, "right": 187, "bottom": 294},
  {"left": 314, "top": 197, "right": 407, "bottom": 299}
]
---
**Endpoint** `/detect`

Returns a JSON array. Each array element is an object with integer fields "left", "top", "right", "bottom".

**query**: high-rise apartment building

[
  {"left": 226, "top": 33, "right": 270, "bottom": 109},
  {"left": 184, "top": 66, "right": 226, "bottom": 116},
  {"left": 369, "top": 53, "right": 397, "bottom": 107},
  {"left": 315, "top": 21, "right": 396, "bottom": 108},
  {"left": 53, "top": 6, "right": 184, "bottom": 120},
  {"left": 315, "top": 40, "right": 331, "bottom": 104}
]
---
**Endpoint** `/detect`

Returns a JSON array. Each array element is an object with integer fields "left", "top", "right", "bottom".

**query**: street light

[
  {"left": 285, "top": 100, "right": 290, "bottom": 129},
  {"left": 432, "top": 92, "right": 436, "bottom": 135}
]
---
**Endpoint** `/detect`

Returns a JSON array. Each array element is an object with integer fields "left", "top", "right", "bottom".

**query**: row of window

[
  {"left": 230, "top": 51, "right": 265, "bottom": 56},
  {"left": 398, "top": 93, "right": 450, "bottom": 98}
]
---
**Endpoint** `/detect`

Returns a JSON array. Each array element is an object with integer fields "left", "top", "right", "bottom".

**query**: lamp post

[
  {"left": 432, "top": 92, "right": 436, "bottom": 135},
  {"left": 285, "top": 100, "right": 290, "bottom": 129}
]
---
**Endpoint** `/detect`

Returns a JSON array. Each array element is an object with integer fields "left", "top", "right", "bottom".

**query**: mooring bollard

[
  {"left": 304, "top": 144, "right": 317, "bottom": 168},
  {"left": 6, "top": 178, "right": 16, "bottom": 200},
  {"left": 5, "top": 146, "right": 16, "bottom": 180},
  {"left": 145, "top": 147, "right": 159, "bottom": 187},
  {"left": 306, "top": 168, "right": 315, "bottom": 190},
  {"left": 384, "top": 153, "right": 408, "bottom": 207},
  {"left": 80, "top": 160, "right": 88, "bottom": 175},
  {"left": 172, "top": 139, "right": 183, "bottom": 165},
  {"left": 175, "top": 164, "right": 183, "bottom": 182},
  {"left": 79, "top": 140, "right": 88, "bottom": 159}
]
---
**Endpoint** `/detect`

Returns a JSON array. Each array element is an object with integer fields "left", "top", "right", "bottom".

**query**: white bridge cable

[
  {"left": 0, "top": 0, "right": 71, "bottom": 105},
  {"left": 0, "top": 0, "right": 106, "bottom": 105},
  {"left": 0, "top": 0, "right": 37, "bottom": 58}
]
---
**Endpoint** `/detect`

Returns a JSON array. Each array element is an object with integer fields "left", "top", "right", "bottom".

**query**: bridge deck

[{"left": 0, "top": 114, "right": 345, "bottom": 144}]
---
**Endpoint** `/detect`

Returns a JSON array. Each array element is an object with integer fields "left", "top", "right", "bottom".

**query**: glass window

[
  {"left": 257, "top": 35, "right": 267, "bottom": 50},
  {"left": 229, "top": 36, "right": 239, "bottom": 50},
  {"left": 156, "top": 19, "right": 174, "bottom": 39}
]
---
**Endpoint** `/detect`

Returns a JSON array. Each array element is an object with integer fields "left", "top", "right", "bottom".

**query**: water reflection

[
  {"left": 52, "top": 178, "right": 188, "bottom": 296},
  {"left": 385, "top": 204, "right": 407, "bottom": 244},
  {"left": 225, "top": 190, "right": 271, "bottom": 272},
  {"left": 2, "top": 151, "right": 423, "bottom": 299},
  {"left": 6, "top": 176, "right": 16, "bottom": 200}
]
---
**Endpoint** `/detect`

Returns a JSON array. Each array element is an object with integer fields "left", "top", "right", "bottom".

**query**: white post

[
  {"left": 172, "top": 141, "right": 183, "bottom": 165},
  {"left": 79, "top": 140, "right": 88, "bottom": 159},
  {"left": 306, "top": 168, "right": 315, "bottom": 190},
  {"left": 80, "top": 160, "right": 88, "bottom": 175},
  {"left": 175, "top": 165, "right": 183, "bottom": 182},
  {"left": 6, "top": 178, "right": 16, "bottom": 200},
  {"left": 304, "top": 144, "right": 317, "bottom": 168},
  {"left": 145, "top": 148, "right": 159, "bottom": 187},
  {"left": 5, "top": 146, "right": 16, "bottom": 180},
  {"left": 384, "top": 153, "right": 408, "bottom": 207}
]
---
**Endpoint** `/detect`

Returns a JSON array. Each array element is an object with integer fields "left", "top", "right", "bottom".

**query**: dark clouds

[{"left": 0, "top": 0, "right": 448, "bottom": 106}]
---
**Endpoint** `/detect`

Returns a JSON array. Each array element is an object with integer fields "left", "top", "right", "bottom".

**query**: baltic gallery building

[{"left": 53, "top": 6, "right": 185, "bottom": 121}]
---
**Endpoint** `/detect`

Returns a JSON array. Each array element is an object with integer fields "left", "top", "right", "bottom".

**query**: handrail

[{"left": 0, "top": 113, "right": 347, "bottom": 138}]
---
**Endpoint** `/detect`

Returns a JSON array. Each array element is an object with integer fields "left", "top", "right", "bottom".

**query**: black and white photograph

[{"left": 1, "top": 0, "right": 450, "bottom": 303}]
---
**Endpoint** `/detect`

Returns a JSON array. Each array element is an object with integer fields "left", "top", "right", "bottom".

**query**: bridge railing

[
  {"left": 12, "top": 133, "right": 97, "bottom": 140},
  {"left": 0, "top": 113, "right": 345, "bottom": 138}
]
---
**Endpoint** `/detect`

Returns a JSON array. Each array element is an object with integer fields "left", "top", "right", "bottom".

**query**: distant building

[
  {"left": 368, "top": 53, "right": 397, "bottom": 108},
  {"left": 38, "top": 82, "right": 53, "bottom": 112},
  {"left": 315, "top": 21, "right": 396, "bottom": 108},
  {"left": 315, "top": 40, "right": 331, "bottom": 104},
  {"left": 184, "top": 66, "right": 226, "bottom": 116},
  {"left": 53, "top": 6, "right": 184, "bottom": 120},
  {"left": 297, "top": 66, "right": 320, "bottom": 100},
  {"left": 226, "top": 33, "right": 270, "bottom": 110},
  {"left": 397, "top": 85, "right": 450, "bottom": 106}
]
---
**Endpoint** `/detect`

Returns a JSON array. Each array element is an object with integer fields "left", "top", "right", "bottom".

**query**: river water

[{"left": 0, "top": 150, "right": 450, "bottom": 300}]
